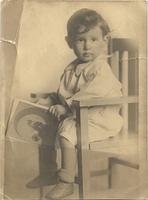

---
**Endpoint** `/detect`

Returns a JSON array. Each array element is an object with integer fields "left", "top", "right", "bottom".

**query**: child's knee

[
  {"left": 30, "top": 92, "right": 59, "bottom": 107},
  {"left": 60, "top": 136, "right": 75, "bottom": 148}
]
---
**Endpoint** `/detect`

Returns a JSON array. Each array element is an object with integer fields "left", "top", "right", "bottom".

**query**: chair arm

[{"left": 72, "top": 96, "right": 138, "bottom": 108}]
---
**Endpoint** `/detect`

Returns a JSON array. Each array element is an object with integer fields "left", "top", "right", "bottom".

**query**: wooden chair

[{"left": 73, "top": 38, "right": 139, "bottom": 199}]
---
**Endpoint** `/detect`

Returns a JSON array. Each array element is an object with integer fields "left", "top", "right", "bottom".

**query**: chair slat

[
  {"left": 121, "top": 51, "right": 129, "bottom": 138},
  {"left": 111, "top": 51, "right": 119, "bottom": 79},
  {"left": 121, "top": 51, "right": 129, "bottom": 96}
]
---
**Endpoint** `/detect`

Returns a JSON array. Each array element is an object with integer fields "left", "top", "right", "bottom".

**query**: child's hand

[{"left": 49, "top": 105, "right": 67, "bottom": 120}]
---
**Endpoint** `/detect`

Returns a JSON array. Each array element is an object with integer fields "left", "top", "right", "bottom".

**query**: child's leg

[
  {"left": 59, "top": 136, "right": 76, "bottom": 183},
  {"left": 45, "top": 137, "right": 76, "bottom": 199},
  {"left": 26, "top": 118, "right": 58, "bottom": 188},
  {"left": 39, "top": 136, "right": 57, "bottom": 176}
]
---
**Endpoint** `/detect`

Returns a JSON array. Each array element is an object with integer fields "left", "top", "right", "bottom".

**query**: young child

[{"left": 38, "top": 8, "right": 123, "bottom": 199}]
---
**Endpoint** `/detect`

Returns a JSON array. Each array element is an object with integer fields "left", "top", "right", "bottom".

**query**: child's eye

[
  {"left": 92, "top": 38, "right": 97, "bottom": 41},
  {"left": 78, "top": 38, "right": 84, "bottom": 42}
]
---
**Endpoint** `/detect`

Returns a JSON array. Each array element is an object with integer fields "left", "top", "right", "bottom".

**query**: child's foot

[
  {"left": 45, "top": 181, "right": 74, "bottom": 199},
  {"left": 26, "top": 174, "right": 58, "bottom": 188}
]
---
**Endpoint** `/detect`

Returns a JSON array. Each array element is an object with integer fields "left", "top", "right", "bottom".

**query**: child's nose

[{"left": 84, "top": 40, "right": 92, "bottom": 50}]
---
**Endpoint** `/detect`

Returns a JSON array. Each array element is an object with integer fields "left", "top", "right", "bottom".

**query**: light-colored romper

[{"left": 57, "top": 56, "right": 123, "bottom": 146}]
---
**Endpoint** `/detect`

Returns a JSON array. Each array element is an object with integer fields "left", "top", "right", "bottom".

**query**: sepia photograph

[{"left": 0, "top": 0, "right": 147, "bottom": 199}]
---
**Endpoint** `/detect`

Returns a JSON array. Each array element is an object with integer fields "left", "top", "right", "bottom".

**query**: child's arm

[
  {"left": 48, "top": 94, "right": 74, "bottom": 120},
  {"left": 30, "top": 92, "right": 72, "bottom": 120}
]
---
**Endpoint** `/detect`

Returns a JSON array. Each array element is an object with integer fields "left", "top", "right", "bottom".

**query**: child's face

[{"left": 68, "top": 26, "right": 107, "bottom": 63}]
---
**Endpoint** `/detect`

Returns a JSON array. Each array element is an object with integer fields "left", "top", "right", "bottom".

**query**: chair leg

[
  {"left": 108, "top": 157, "right": 139, "bottom": 190},
  {"left": 75, "top": 105, "right": 90, "bottom": 199},
  {"left": 108, "top": 157, "right": 114, "bottom": 189},
  {"left": 39, "top": 186, "right": 44, "bottom": 200},
  {"left": 77, "top": 148, "right": 90, "bottom": 199}
]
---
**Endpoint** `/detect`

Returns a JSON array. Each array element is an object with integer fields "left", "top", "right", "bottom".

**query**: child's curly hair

[{"left": 67, "top": 8, "right": 110, "bottom": 40}]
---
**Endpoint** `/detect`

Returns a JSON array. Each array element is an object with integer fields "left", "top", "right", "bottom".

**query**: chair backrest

[{"left": 108, "top": 38, "right": 139, "bottom": 139}]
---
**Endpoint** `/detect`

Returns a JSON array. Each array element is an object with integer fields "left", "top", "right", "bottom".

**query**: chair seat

[{"left": 89, "top": 133, "right": 138, "bottom": 162}]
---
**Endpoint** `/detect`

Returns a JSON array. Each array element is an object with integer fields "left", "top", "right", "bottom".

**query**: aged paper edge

[{"left": 0, "top": 0, "right": 147, "bottom": 199}]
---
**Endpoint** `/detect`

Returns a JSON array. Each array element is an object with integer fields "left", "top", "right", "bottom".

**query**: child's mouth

[{"left": 83, "top": 52, "right": 93, "bottom": 57}]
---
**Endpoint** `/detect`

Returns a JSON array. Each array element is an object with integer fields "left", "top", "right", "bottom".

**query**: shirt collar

[
  {"left": 65, "top": 54, "right": 109, "bottom": 76},
  {"left": 75, "top": 55, "right": 109, "bottom": 76}
]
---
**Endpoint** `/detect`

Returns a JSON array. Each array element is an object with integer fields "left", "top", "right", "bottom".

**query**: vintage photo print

[{"left": 0, "top": 0, "right": 147, "bottom": 200}]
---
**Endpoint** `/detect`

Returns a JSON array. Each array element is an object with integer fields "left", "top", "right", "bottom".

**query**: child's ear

[
  {"left": 65, "top": 36, "right": 73, "bottom": 49},
  {"left": 103, "top": 34, "right": 110, "bottom": 43}
]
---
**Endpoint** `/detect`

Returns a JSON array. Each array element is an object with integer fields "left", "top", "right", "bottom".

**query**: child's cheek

[
  {"left": 97, "top": 41, "right": 107, "bottom": 54},
  {"left": 76, "top": 44, "right": 83, "bottom": 51}
]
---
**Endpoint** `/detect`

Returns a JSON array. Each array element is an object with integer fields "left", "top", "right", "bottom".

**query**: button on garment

[{"left": 58, "top": 56, "right": 123, "bottom": 145}]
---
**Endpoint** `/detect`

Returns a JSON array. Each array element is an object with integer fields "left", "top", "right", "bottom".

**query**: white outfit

[{"left": 57, "top": 56, "right": 123, "bottom": 145}]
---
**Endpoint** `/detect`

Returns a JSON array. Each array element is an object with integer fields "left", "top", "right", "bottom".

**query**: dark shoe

[
  {"left": 26, "top": 174, "right": 58, "bottom": 188},
  {"left": 45, "top": 181, "right": 74, "bottom": 199}
]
